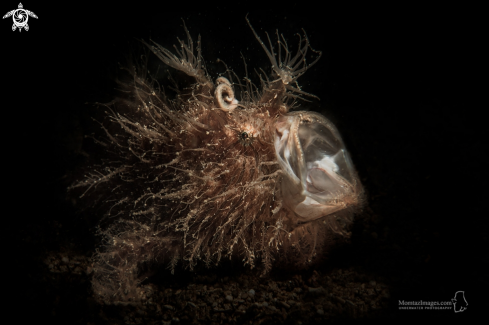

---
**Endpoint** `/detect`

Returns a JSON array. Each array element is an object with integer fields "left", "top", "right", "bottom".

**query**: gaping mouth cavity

[{"left": 274, "top": 111, "right": 361, "bottom": 223}]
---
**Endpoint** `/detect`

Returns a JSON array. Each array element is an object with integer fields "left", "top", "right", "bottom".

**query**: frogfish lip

[{"left": 274, "top": 111, "right": 363, "bottom": 223}]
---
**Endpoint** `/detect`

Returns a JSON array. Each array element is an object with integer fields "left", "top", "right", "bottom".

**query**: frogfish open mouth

[{"left": 70, "top": 17, "right": 364, "bottom": 304}]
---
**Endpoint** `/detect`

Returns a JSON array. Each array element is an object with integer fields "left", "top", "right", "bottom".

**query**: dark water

[{"left": 3, "top": 4, "right": 485, "bottom": 323}]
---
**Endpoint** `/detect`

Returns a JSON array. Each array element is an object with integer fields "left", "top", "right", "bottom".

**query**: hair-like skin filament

[{"left": 245, "top": 14, "right": 322, "bottom": 104}]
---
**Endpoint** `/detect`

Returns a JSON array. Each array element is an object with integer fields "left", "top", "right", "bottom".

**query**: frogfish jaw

[{"left": 274, "top": 111, "right": 364, "bottom": 226}]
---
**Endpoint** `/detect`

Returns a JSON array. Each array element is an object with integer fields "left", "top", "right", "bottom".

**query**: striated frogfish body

[{"left": 70, "top": 17, "right": 364, "bottom": 304}]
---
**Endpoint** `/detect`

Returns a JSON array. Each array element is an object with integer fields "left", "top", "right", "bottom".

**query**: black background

[{"left": 3, "top": 3, "right": 486, "bottom": 323}]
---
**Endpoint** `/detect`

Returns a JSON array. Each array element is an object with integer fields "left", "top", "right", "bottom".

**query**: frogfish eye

[{"left": 274, "top": 111, "right": 363, "bottom": 223}]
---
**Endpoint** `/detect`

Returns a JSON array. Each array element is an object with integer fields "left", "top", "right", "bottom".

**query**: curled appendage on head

[
  {"left": 246, "top": 15, "right": 322, "bottom": 101},
  {"left": 142, "top": 20, "right": 211, "bottom": 87},
  {"left": 214, "top": 77, "right": 239, "bottom": 112}
]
